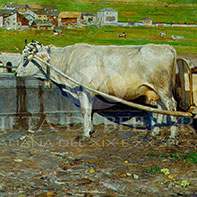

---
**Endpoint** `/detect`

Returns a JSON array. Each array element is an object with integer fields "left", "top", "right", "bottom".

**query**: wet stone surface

[{"left": 0, "top": 124, "right": 196, "bottom": 196}]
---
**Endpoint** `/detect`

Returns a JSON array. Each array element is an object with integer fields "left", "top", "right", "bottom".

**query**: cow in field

[{"left": 16, "top": 41, "right": 178, "bottom": 141}]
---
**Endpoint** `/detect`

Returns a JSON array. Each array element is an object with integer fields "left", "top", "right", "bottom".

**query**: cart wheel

[{"left": 193, "top": 118, "right": 197, "bottom": 131}]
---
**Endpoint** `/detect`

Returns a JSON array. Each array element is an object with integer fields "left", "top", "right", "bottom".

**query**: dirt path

[{"left": 0, "top": 124, "right": 196, "bottom": 196}]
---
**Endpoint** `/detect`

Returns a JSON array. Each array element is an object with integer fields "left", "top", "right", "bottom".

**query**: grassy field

[
  {"left": 0, "top": 26, "right": 196, "bottom": 55},
  {"left": 0, "top": 0, "right": 196, "bottom": 55}
]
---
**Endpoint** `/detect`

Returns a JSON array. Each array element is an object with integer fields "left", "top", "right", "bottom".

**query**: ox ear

[{"left": 25, "top": 39, "right": 27, "bottom": 46}]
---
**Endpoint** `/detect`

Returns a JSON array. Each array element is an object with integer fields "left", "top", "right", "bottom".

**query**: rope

[{"left": 33, "top": 55, "right": 193, "bottom": 117}]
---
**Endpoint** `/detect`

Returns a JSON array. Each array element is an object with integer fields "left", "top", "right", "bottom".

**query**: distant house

[
  {"left": 1, "top": 9, "right": 18, "bottom": 29},
  {"left": 139, "top": 17, "right": 152, "bottom": 26},
  {"left": 32, "top": 20, "right": 54, "bottom": 30},
  {"left": 35, "top": 9, "right": 59, "bottom": 26},
  {"left": 0, "top": 9, "right": 14, "bottom": 27},
  {"left": 28, "top": 4, "right": 58, "bottom": 12},
  {"left": 82, "top": 12, "right": 96, "bottom": 25},
  {"left": 4, "top": 12, "right": 29, "bottom": 30},
  {"left": 27, "top": 4, "right": 43, "bottom": 12},
  {"left": 97, "top": 8, "right": 118, "bottom": 26},
  {"left": 0, "top": 9, "right": 16, "bottom": 17},
  {"left": 47, "top": 10, "right": 59, "bottom": 27},
  {"left": 3, "top": 3, "right": 29, "bottom": 11},
  {"left": 18, "top": 9, "right": 38, "bottom": 26},
  {"left": 36, "top": 9, "right": 48, "bottom": 21},
  {"left": 58, "top": 12, "right": 82, "bottom": 28},
  {"left": 0, "top": 10, "right": 8, "bottom": 27}
]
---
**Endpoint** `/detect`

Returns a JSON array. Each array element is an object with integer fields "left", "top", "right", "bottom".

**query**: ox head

[{"left": 16, "top": 40, "right": 50, "bottom": 79}]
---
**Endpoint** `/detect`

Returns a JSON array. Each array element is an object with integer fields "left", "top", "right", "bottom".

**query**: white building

[
  {"left": 0, "top": 9, "right": 15, "bottom": 28},
  {"left": 4, "top": 12, "right": 29, "bottom": 30},
  {"left": 97, "top": 8, "right": 118, "bottom": 26}
]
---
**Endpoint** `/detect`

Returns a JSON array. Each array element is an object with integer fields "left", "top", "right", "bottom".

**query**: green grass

[
  {"left": 145, "top": 166, "right": 161, "bottom": 174},
  {"left": 0, "top": 26, "right": 196, "bottom": 55},
  {"left": 0, "top": 1, "right": 196, "bottom": 54},
  {"left": 147, "top": 152, "right": 197, "bottom": 164}
]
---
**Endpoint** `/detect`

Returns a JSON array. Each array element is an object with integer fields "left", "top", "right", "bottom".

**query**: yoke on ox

[{"left": 16, "top": 41, "right": 180, "bottom": 141}]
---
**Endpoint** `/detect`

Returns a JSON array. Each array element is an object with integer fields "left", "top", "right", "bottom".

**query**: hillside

[{"left": 0, "top": 0, "right": 196, "bottom": 55}]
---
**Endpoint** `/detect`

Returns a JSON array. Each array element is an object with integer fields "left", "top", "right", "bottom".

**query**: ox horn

[{"left": 27, "top": 44, "right": 34, "bottom": 50}]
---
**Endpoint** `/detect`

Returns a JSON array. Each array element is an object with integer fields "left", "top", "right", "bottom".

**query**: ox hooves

[
  {"left": 163, "top": 137, "right": 179, "bottom": 146},
  {"left": 75, "top": 135, "right": 91, "bottom": 142},
  {"left": 143, "top": 131, "right": 156, "bottom": 142}
]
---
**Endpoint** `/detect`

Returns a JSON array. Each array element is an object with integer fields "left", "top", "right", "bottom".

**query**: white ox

[{"left": 16, "top": 41, "right": 178, "bottom": 140}]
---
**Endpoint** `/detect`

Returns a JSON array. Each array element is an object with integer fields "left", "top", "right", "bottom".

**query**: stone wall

[
  {"left": 0, "top": 52, "right": 21, "bottom": 73},
  {"left": 0, "top": 74, "right": 126, "bottom": 131}
]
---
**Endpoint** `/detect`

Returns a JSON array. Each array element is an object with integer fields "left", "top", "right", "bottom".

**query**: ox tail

[
  {"left": 172, "top": 55, "right": 177, "bottom": 98},
  {"left": 170, "top": 46, "right": 177, "bottom": 98}
]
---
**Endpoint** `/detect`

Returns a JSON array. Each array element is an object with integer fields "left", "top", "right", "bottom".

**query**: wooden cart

[{"left": 175, "top": 58, "right": 197, "bottom": 121}]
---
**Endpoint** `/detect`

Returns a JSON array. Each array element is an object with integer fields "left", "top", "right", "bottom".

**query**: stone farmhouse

[
  {"left": 32, "top": 20, "right": 54, "bottom": 30},
  {"left": 58, "top": 12, "right": 82, "bottom": 28},
  {"left": 97, "top": 8, "right": 118, "bottom": 26},
  {"left": 0, "top": 9, "right": 16, "bottom": 28},
  {"left": 4, "top": 11, "right": 29, "bottom": 30}
]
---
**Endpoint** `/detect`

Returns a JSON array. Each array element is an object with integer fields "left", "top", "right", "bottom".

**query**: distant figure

[
  {"left": 118, "top": 32, "right": 126, "bottom": 38},
  {"left": 171, "top": 35, "right": 184, "bottom": 40},
  {"left": 160, "top": 32, "right": 167, "bottom": 37},
  {"left": 53, "top": 29, "right": 62, "bottom": 36},
  {"left": 176, "top": 36, "right": 184, "bottom": 40}
]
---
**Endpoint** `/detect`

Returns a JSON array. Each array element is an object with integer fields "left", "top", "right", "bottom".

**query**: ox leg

[
  {"left": 167, "top": 97, "right": 178, "bottom": 138},
  {"left": 160, "top": 96, "right": 179, "bottom": 144},
  {"left": 144, "top": 104, "right": 163, "bottom": 141},
  {"left": 77, "top": 91, "right": 94, "bottom": 140},
  {"left": 151, "top": 104, "right": 163, "bottom": 137}
]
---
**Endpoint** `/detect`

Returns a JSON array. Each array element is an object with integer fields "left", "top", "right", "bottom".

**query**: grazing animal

[
  {"left": 171, "top": 35, "right": 184, "bottom": 40},
  {"left": 160, "top": 32, "right": 167, "bottom": 37},
  {"left": 118, "top": 32, "right": 126, "bottom": 38},
  {"left": 16, "top": 41, "right": 178, "bottom": 141}
]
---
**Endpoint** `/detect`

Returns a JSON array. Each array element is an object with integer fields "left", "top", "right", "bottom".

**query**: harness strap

[
  {"left": 23, "top": 59, "right": 29, "bottom": 67},
  {"left": 31, "top": 59, "right": 50, "bottom": 80},
  {"left": 46, "top": 63, "right": 50, "bottom": 80}
]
